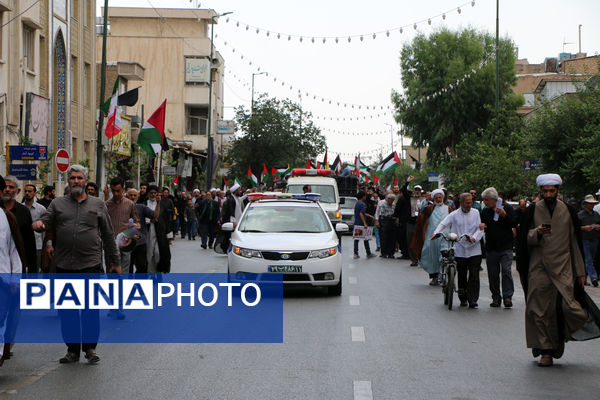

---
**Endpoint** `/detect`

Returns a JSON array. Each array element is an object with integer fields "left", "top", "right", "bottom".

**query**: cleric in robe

[{"left": 516, "top": 173, "right": 600, "bottom": 367}]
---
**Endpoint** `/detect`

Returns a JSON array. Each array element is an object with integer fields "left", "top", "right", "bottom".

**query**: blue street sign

[
  {"left": 9, "top": 164, "right": 37, "bottom": 180},
  {"left": 524, "top": 160, "right": 542, "bottom": 171},
  {"left": 9, "top": 145, "right": 48, "bottom": 161}
]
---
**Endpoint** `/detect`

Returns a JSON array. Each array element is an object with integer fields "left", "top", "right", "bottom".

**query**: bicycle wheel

[{"left": 447, "top": 265, "right": 456, "bottom": 310}]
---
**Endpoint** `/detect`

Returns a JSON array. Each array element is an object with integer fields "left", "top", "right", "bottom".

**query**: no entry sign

[{"left": 55, "top": 149, "right": 70, "bottom": 172}]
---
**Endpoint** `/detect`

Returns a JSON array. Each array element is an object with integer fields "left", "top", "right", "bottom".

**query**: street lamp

[
  {"left": 206, "top": 11, "right": 232, "bottom": 191},
  {"left": 251, "top": 71, "right": 267, "bottom": 114}
]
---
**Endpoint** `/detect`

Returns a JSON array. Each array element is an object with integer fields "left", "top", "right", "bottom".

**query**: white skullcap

[
  {"left": 230, "top": 183, "right": 241, "bottom": 192},
  {"left": 431, "top": 189, "right": 445, "bottom": 198},
  {"left": 536, "top": 173, "right": 562, "bottom": 187},
  {"left": 193, "top": 189, "right": 200, "bottom": 193},
  {"left": 210, "top": 188, "right": 217, "bottom": 192},
  {"left": 414, "top": 185, "right": 423, "bottom": 190}
]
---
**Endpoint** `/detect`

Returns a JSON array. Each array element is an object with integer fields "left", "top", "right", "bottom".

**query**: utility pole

[
  {"left": 579, "top": 24, "right": 582, "bottom": 54},
  {"left": 495, "top": 0, "right": 500, "bottom": 135},
  {"left": 251, "top": 71, "right": 267, "bottom": 114},
  {"left": 96, "top": 0, "right": 110, "bottom": 185}
]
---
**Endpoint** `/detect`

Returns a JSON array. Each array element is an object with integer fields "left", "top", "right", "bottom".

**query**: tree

[
  {"left": 527, "top": 77, "right": 600, "bottom": 198},
  {"left": 226, "top": 97, "right": 326, "bottom": 182},
  {"left": 392, "top": 28, "right": 519, "bottom": 163}
]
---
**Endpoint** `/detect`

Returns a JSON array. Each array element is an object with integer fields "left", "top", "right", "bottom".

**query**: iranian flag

[
  {"left": 138, "top": 100, "right": 166, "bottom": 157},
  {"left": 248, "top": 165, "right": 258, "bottom": 187},
  {"left": 376, "top": 151, "right": 402, "bottom": 173},
  {"left": 104, "top": 77, "right": 122, "bottom": 138},
  {"left": 260, "top": 163, "right": 268, "bottom": 183}
]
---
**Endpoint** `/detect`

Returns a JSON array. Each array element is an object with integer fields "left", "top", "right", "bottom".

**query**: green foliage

[
  {"left": 226, "top": 96, "right": 326, "bottom": 181},
  {"left": 439, "top": 99, "right": 538, "bottom": 199},
  {"left": 374, "top": 164, "right": 433, "bottom": 191},
  {"left": 38, "top": 151, "right": 55, "bottom": 183},
  {"left": 392, "top": 28, "right": 519, "bottom": 163},
  {"left": 77, "top": 157, "right": 91, "bottom": 169},
  {"left": 528, "top": 79, "right": 600, "bottom": 198},
  {"left": 19, "top": 135, "right": 33, "bottom": 145}
]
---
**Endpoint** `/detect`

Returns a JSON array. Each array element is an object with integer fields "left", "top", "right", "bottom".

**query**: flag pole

[{"left": 96, "top": 0, "right": 110, "bottom": 185}]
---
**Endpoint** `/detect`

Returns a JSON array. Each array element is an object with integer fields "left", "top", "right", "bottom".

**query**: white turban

[
  {"left": 431, "top": 189, "right": 445, "bottom": 199},
  {"left": 230, "top": 183, "right": 241, "bottom": 192},
  {"left": 536, "top": 173, "right": 562, "bottom": 187}
]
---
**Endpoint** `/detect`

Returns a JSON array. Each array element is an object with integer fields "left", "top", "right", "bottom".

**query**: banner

[
  {"left": 3, "top": 273, "right": 283, "bottom": 343},
  {"left": 113, "top": 115, "right": 131, "bottom": 156},
  {"left": 352, "top": 226, "right": 373, "bottom": 240}
]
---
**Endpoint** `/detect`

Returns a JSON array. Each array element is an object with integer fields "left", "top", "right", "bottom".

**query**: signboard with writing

[
  {"left": 9, "top": 164, "right": 37, "bottom": 180},
  {"left": 185, "top": 57, "right": 211, "bottom": 84},
  {"left": 428, "top": 172, "right": 439, "bottom": 182},
  {"left": 26, "top": 93, "right": 50, "bottom": 145},
  {"left": 9, "top": 146, "right": 48, "bottom": 161},
  {"left": 163, "top": 166, "right": 177, "bottom": 176},
  {"left": 524, "top": 160, "right": 542, "bottom": 171},
  {"left": 217, "top": 120, "right": 235, "bottom": 134}
]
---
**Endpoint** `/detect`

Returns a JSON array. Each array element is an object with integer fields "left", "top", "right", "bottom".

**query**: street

[{"left": 1, "top": 236, "right": 599, "bottom": 400}]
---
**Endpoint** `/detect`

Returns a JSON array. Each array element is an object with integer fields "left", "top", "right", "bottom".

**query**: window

[
  {"left": 72, "top": 137, "right": 78, "bottom": 162},
  {"left": 23, "top": 25, "right": 34, "bottom": 71},
  {"left": 186, "top": 106, "right": 208, "bottom": 135},
  {"left": 39, "top": 35, "right": 47, "bottom": 91},
  {"left": 238, "top": 206, "right": 331, "bottom": 233},
  {"left": 70, "top": 0, "right": 79, "bottom": 20},
  {"left": 286, "top": 185, "right": 336, "bottom": 204},
  {"left": 70, "top": 56, "right": 78, "bottom": 101},
  {"left": 83, "top": 63, "right": 90, "bottom": 106}
]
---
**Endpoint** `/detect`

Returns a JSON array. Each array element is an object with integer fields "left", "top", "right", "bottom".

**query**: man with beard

[
  {"left": 32, "top": 165, "right": 120, "bottom": 364},
  {"left": 516, "top": 174, "right": 591, "bottom": 367},
  {"left": 1, "top": 176, "right": 36, "bottom": 272},
  {"left": 85, "top": 182, "right": 99, "bottom": 197},
  {"left": 23, "top": 184, "right": 46, "bottom": 273},
  {"left": 38, "top": 185, "right": 55, "bottom": 208},
  {"left": 144, "top": 185, "right": 171, "bottom": 274},
  {"left": 137, "top": 182, "right": 148, "bottom": 204},
  {"left": 432, "top": 193, "right": 485, "bottom": 308},
  {"left": 219, "top": 183, "right": 243, "bottom": 253},
  {"left": 411, "top": 189, "right": 451, "bottom": 285}
]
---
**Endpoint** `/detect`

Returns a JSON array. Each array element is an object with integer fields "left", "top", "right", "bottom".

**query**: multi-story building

[
  {"left": 96, "top": 7, "right": 226, "bottom": 186},
  {"left": 0, "top": 0, "right": 96, "bottom": 181}
]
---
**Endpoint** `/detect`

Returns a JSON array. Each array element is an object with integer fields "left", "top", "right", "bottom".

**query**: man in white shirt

[
  {"left": 23, "top": 184, "right": 46, "bottom": 273},
  {"left": 433, "top": 192, "right": 485, "bottom": 308}
]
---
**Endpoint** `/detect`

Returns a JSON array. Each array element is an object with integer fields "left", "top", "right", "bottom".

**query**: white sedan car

[{"left": 223, "top": 193, "right": 348, "bottom": 295}]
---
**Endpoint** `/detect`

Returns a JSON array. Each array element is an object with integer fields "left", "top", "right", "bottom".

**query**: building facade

[
  {"left": 0, "top": 0, "right": 96, "bottom": 181},
  {"left": 96, "top": 7, "right": 226, "bottom": 179}
]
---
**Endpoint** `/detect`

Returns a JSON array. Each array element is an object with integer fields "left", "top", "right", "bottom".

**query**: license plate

[{"left": 268, "top": 265, "right": 302, "bottom": 272}]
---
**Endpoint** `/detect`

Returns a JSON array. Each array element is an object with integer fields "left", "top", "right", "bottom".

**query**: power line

[{"left": 1, "top": 0, "right": 42, "bottom": 28}]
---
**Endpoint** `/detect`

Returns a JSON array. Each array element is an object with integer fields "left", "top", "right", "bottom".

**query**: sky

[{"left": 100, "top": 0, "right": 600, "bottom": 163}]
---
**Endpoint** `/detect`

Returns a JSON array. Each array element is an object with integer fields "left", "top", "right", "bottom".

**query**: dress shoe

[
  {"left": 59, "top": 352, "right": 80, "bottom": 364},
  {"left": 593, "top": 279, "right": 599, "bottom": 287},
  {"left": 538, "top": 354, "right": 553, "bottom": 367},
  {"left": 503, "top": 298, "right": 513, "bottom": 308},
  {"left": 353, "top": 254, "right": 360, "bottom": 259},
  {"left": 460, "top": 300, "right": 468, "bottom": 307},
  {"left": 84, "top": 349, "right": 100, "bottom": 363},
  {"left": 410, "top": 262, "right": 418, "bottom": 267},
  {"left": 490, "top": 300, "right": 501, "bottom": 308},
  {"left": 469, "top": 302, "right": 478, "bottom": 309}
]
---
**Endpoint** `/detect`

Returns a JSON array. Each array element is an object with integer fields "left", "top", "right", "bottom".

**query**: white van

[{"left": 284, "top": 169, "right": 343, "bottom": 225}]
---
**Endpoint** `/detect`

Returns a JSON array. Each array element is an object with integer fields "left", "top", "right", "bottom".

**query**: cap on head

[{"left": 583, "top": 194, "right": 599, "bottom": 204}]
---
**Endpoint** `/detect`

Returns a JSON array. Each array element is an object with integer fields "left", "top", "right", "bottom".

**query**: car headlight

[
  {"left": 233, "top": 246, "right": 263, "bottom": 258},
  {"left": 309, "top": 247, "right": 337, "bottom": 259}
]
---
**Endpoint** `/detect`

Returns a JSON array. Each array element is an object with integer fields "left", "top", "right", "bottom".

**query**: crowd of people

[{"left": 2, "top": 166, "right": 600, "bottom": 368}]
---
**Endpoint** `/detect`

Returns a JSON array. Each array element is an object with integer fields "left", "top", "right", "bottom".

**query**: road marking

[
  {"left": 349, "top": 296, "right": 360, "bottom": 306},
  {"left": 351, "top": 326, "right": 365, "bottom": 342},
  {"left": 353, "top": 380, "right": 373, "bottom": 400},
  {"left": 349, "top": 277, "right": 358, "bottom": 284}
]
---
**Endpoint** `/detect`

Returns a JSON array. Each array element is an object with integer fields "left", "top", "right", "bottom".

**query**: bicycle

[{"left": 434, "top": 232, "right": 469, "bottom": 310}]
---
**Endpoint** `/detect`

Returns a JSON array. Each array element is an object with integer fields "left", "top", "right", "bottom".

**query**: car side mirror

[
  {"left": 336, "top": 223, "right": 349, "bottom": 232},
  {"left": 339, "top": 198, "right": 345, "bottom": 205},
  {"left": 221, "top": 222, "right": 234, "bottom": 232}
]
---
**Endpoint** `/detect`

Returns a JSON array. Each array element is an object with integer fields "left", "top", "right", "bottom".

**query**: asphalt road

[{"left": 1, "top": 235, "right": 600, "bottom": 400}]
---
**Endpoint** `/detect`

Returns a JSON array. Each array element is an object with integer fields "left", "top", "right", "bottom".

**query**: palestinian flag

[
  {"left": 376, "top": 151, "right": 402, "bottom": 173},
  {"left": 322, "top": 150, "right": 328, "bottom": 169},
  {"left": 104, "top": 77, "right": 122, "bottom": 138},
  {"left": 171, "top": 175, "right": 180, "bottom": 191},
  {"left": 349, "top": 156, "right": 369, "bottom": 176},
  {"left": 260, "top": 163, "right": 268, "bottom": 183},
  {"left": 235, "top": 177, "right": 243, "bottom": 187},
  {"left": 373, "top": 174, "right": 379, "bottom": 184},
  {"left": 394, "top": 171, "right": 398, "bottom": 186},
  {"left": 138, "top": 100, "right": 166, "bottom": 157},
  {"left": 306, "top": 160, "right": 312, "bottom": 169},
  {"left": 270, "top": 167, "right": 278, "bottom": 176},
  {"left": 273, "top": 165, "right": 291, "bottom": 177},
  {"left": 248, "top": 165, "right": 258, "bottom": 187},
  {"left": 223, "top": 177, "right": 228, "bottom": 191},
  {"left": 316, "top": 161, "right": 321, "bottom": 170},
  {"left": 330, "top": 154, "right": 341, "bottom": 174},
  {"left": 101, "top": 85, "right": 139, "bottom": 114}
]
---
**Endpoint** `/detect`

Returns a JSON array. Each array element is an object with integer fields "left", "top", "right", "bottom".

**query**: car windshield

[
  {"left": 340, "top": 197, "right": 357, "bottom": 209},
  {"left": 286, "top": 185, "right": 336, "bottom": 203},
  {"left": 238, "top": 205, "right": 332, "bottom": 233}
]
